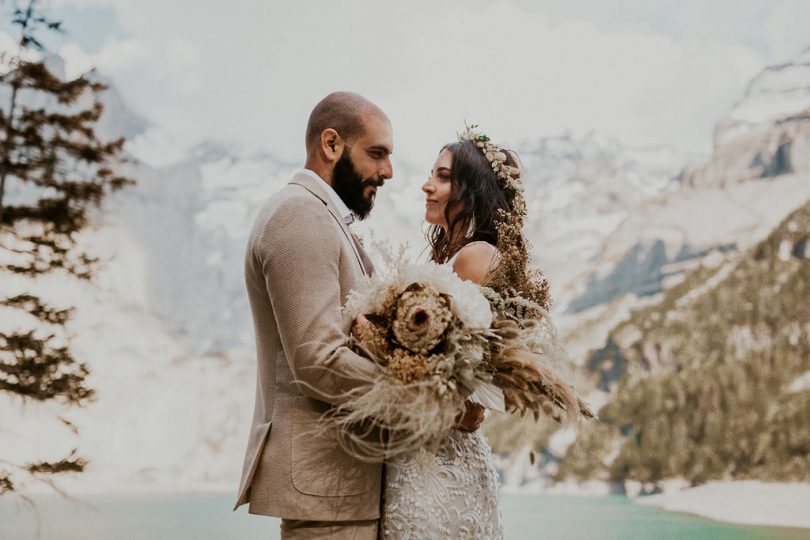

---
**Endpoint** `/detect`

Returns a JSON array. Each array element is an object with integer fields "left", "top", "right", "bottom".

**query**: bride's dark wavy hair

[{"left": 426, "top": 140, "right": 520, "bottom": 263}]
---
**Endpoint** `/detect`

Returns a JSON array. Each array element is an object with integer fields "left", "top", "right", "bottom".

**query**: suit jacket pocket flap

[{"left": 290, "top": 416, "right": 375, "bottom": 497}]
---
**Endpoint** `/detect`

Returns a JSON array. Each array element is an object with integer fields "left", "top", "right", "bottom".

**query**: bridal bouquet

[{"left": 333, "top": 245, "right": 593, "bottom": 460}]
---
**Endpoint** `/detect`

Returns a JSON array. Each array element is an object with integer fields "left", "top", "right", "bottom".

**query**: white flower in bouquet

[{"left": 345, "top": 244, "right": 492, "bottom": 331}]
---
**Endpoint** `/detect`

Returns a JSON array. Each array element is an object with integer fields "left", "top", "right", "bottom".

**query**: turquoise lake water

[{"left": 1, "top": 493, "right": 808, "bottom": 539}]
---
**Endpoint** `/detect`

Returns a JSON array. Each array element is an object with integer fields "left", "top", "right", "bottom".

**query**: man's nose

[{"left": 380, "top": 158, "right": 393, "bottom": 181}]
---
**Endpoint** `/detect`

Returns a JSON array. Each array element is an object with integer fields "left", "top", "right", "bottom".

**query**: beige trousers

[{"left": 280, "top": 518, "right": 378, "bottom": 540}]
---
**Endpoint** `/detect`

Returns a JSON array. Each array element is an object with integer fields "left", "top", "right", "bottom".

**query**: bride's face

[{"left": 422, "top": 148, "right": 455, "bottom": 228}]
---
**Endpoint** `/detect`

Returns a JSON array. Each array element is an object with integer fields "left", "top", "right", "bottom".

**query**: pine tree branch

[
  {"left": 26, "top": 453, "right": 86, "bottom": 475},
  {"left": 0, "top": 294, "right": 73, "bottom": 325},
  {"left": 1, "top": 449, "right": 88, "bottom": 498},
  {"left": 0, "top": 330, "right": 94, "bottom": 404},
  {"left": 0, "top": 471, "right": 13, "bottom": 495}
]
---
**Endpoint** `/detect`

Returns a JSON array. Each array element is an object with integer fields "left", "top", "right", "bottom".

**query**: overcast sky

[{"left": 3, "top": 0, "right": 809, "bottom": 169}]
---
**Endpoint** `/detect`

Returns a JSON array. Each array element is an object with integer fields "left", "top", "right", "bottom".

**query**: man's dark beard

[{"left": 331, "top": 151, "right": 382, "bottom": 221}]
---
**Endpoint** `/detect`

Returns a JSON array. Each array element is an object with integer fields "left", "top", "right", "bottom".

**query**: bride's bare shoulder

[{"left": 452, "top": 241, "right": 499, "bottom": 284}]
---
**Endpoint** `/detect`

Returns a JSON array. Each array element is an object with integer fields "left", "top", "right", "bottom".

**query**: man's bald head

[{"left": 305, "top": 92, "right": 387, "bottom": 156}]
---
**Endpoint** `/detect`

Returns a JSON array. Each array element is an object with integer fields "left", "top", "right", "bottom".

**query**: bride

[{"left": 381, "top": 130, "right": 536, "bottom": 539}]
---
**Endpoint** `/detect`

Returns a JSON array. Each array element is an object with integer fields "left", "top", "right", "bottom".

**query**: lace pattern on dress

[{"left": 382, "top": 429, "right": 503, "bottom": 539}]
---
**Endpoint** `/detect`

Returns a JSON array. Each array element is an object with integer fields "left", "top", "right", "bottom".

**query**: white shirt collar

[{"left": 299, "top": 169, "right": 354, "bottom": 225}]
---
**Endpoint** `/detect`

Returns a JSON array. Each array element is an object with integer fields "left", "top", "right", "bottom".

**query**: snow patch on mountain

[
  {"left": 729, "top": 58, "right": 810, "bottom": 126},
  {"left": 0, "top": 224, "right": 254, "bottom": 495}
]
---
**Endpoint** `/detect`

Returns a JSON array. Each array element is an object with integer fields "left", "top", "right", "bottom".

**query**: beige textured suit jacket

[{"left": 233, "top": 172, "right": 382, "bottom": 521}]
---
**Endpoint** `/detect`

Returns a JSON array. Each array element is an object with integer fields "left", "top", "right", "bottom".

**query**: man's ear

[{"left": 320, "top": 128, "right": 344, "bottom": 162}]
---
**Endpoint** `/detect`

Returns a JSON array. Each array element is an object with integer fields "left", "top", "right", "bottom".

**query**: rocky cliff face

[
  {"left": 685, "top": 47, "right": 810, "bottom": 187},
  {"left": 554, "top": 47, "right": 810, "bottom": 361}
]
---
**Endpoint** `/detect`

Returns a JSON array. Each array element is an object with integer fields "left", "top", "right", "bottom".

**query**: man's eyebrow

[{"left": 368, "top": 145, "right": 393, "bottom": 155}]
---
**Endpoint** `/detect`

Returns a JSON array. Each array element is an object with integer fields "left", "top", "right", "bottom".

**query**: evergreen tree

[{"left": 0, "top": 0, "right": 133, "bottom": 495}]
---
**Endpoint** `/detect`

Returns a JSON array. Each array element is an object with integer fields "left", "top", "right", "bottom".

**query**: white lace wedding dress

[
  {"left": 382, "top": 245, "right": 504, "bottom": 539},
  {"left": 381, "top": 428, "right": 503, "bottom": 539}
]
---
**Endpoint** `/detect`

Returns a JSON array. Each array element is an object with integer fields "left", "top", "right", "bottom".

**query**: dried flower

[
  {"left": 387, "top": 349, "right": 432, "bottom": 383},
  {"left": 392, "top": 284, "right": 452, "bottom": 354}
]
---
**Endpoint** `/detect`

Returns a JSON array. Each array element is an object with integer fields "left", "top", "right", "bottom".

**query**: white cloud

[
  {"left": 124, "top": 127, "right": 188, "bottom": 169},
  {"left": 59, "top": 42, "right": 94, "bottom": 79},
  {"left": 42, "top": 0, "right": 808, "bottom": 170},
  {"left": 765, "top": 0, "right": 810, "bottom": 62}
]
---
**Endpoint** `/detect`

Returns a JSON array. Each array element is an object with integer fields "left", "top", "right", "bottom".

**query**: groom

[{"left": 233, "top": 92, "right": 393, "bottom": 539}]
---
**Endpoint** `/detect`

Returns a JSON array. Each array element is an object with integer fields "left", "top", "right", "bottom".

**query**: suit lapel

[
  {"left": 350, "top": 233, "right": 375, "bottom": 276},
  {"left": 289, "top": 173, "right": 370, "bottom": 276}
]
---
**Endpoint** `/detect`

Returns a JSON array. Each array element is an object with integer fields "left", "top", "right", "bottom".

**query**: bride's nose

[{"left": 422, "top": 180, "right": 433, "bottom": 194}]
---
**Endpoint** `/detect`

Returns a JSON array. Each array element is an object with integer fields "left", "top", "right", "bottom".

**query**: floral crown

[{"left": 458, "top": 123, "right": 524, "bottom": 201}]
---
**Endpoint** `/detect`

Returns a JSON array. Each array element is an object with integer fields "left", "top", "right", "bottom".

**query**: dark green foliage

[
  {"left": 0, "top": 330, "right": 93, "bottom": 403},
  {"left": 555, "top": 422, "right": 614, "bottom": 481},
  {"left": 0, "top": 0, "right": 133, "bottom": 496},
  {"left": 558, "top": 199, "right": 810, "bottom": 486},
  {"left": 25, "top": 450, "right": 87, "bottom": 475},
  {"left": 1, "top": 294, "right": 72, "bottom": 324},
  {"left": 0, "top": 473, "right": 13, "bottom": 495},
  {"left": 484, "top": 412, "right": 560, "bottom": 455}
]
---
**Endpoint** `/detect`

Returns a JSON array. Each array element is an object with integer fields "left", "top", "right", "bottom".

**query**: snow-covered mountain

[
  {"left": 515, "top": 132, "right": 685, "bottom": 311},
  {"left": 550, "top": 47, "right": 810, "bottom": 360},
  {"left": 686, "top": 46, "right": 810, "bottom": 187}
]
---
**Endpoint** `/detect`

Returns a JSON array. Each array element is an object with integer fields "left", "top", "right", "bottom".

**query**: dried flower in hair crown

[{"left": 458, "top": 123, "right": 524, "bottom": 200}]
